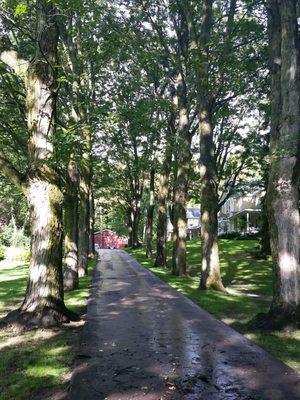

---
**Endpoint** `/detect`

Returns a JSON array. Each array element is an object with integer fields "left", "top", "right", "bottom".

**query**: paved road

[{"left": 69, "top": 250, "right": 300, "bottom": 400}]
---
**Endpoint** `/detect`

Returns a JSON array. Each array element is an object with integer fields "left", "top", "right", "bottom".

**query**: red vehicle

[{"left": 94, "top": 229, "right": 128, "bottom": 250}]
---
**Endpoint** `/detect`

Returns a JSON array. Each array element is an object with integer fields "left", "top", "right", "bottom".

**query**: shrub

[
  {"left": 21, "top": 247, "right": 31, "bottom": 262},
  {"left": 0, "top": 246, "right": 5, "bottom": 261},
  {"left": 218, "top": 231, "right": 260, "bottom": 240},
  {"left": 0, "top": 219, "right": 30, "bottom": 248},
  {"left": 5, "top": 246, "right": 30, "bottom": 262}
]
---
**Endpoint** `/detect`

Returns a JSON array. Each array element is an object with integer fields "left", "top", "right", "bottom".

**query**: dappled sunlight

[
  {"left": 127, "top": 239, "right": 300, "bottom": 372},
  {"left": 0, "top": 328, "right": 74, "bottom": 400},
  {"left": 0, "top": 259, "right": 97, "bottom": 399}
]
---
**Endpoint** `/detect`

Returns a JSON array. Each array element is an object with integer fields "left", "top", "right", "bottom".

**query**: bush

[
  {"left": 0, "top": 246, "right": 5, "bottom": 261},
  {"left": 21, "top": 247, "right": 31, "bottom": 262},
  {"left": 0, "top": 219, "right": 30, "bottom": 248},
  {"left": 218, "top": 231, "right": 260, "bottom": 240},
  {"left": 5, "top": 246, "right": 30, "bottom": 262}
]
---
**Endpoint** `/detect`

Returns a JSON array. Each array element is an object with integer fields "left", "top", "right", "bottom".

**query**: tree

[
  {"left": 179, "top": 0, "right": 267, "bottom": 290},
  {"left": 0, "top": 1, "right": 76, "bottom": 328},
  {"left": 145, "top": 167, "right": 155, "bottom": 257},
  {"left": 154, "top": 109, "right": 174, "bottom": 268},
  {"left": 265, "top": 0, "right": 300, "bottom": 326},
  {"left": 63, "top": 158, "right": 79, "bottom": 291},
  {"left": 59, "top": 15, "right": 94, "bottom": 278}
]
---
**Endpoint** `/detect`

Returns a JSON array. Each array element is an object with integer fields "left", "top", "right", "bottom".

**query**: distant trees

[{"left": 96, "top": 0, "right": 269, "bottom": 284}]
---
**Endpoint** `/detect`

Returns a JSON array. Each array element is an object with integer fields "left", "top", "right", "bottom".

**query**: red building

[{"left": 94, "top": 229, "right": 128, "bottom": 250}]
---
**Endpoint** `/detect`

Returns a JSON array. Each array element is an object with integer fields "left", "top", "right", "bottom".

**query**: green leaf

[{"left": 15, "top": 3, "right": 27, "bottom": 15}]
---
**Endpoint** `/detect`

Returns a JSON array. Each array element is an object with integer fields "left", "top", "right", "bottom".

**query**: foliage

[
  {"left": 0, "top": 246, "right": 4, "bottom": 261},
  {"left": 218, "top": 231, "right": 260, "bottom": 240},
  {"left": 0, "top": 219, "right": 30, "bottom": 248}
]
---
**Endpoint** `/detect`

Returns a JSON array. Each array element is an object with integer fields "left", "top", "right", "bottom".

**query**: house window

[{"left": 226, "top": 199, "right": 233, "bottom": 214}]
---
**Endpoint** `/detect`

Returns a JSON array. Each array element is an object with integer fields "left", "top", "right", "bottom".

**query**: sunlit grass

[
  {"left": 0, "top": 258, "right": 97, "bottom": 400},
  {"left": 127, "top": 239, "right": 300, "bottom": 373}
]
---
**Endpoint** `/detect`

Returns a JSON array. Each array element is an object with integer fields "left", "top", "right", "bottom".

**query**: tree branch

[
  {"left": 0, "top": 36, "right": 29, "bottom": 74},
  {"left": 0, "top": 152, "right": 27, "bottom": 191}
]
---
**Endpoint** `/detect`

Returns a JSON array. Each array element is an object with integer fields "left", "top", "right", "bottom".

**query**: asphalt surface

[{"left": 69, "top": 249, "right": 300, "bottom": 400}]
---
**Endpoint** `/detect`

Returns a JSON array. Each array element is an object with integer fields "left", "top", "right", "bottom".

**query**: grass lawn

[
  {"left": 0, "top": 258, "right": 97, "bottom": 400},
  {"left": 127, "top": 239, "right": 300, "bottom": 373}
]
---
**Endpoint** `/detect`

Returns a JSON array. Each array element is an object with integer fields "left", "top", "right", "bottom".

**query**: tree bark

[
  {"left": 154, "top": 117, "right": 173, "bottom": 268},
  {"left": 131, "top": 204, "right": 141, "bottom": 248},
  {"left": 172, "top": 73, "right": 190, "bottom": 277},
  {"left": 127, "top": 206, "right": 133, "bottom": 247},
  {"left": 1, "top": 1, "right": 77, "bottom": 329},
  {"left": 188, "top": 0, "right": 225, "bottom": 291},
  {"left": 88, "top": 189, "right": 95, "bottom": 257},
  {"left": 63, "top": 160, "right": 79, "bottom": 291},
  {"left": 266, "top": 0, "right": 300, "bottom": 326},
  {"left": 78, "top": 168, "right": 90, "bottom": 277},
  {"left": 199, "top": 107, "right": 225, "bottom": 291},
  {"left": 145, "top": 168, "right": 155, "bottom": 258},
  {"left": 60, "top": 18, "right": 93, "bottom": 277},
  {"left": 127, "top": 204, "right": 141, "bottom": 248},
  {"left": 259, "top": 187, "right": 271, "bottom": 258}
]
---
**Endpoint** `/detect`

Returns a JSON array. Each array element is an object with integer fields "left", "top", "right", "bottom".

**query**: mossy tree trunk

[
  {"left": 172, "top": 74, "right": 191, "bottom": 276},
  {"left": 131, "top": 202, "right": 141, "bottom": 248},
  {"left": 171, "top": 6, "right": 193, "bottom": 277},
  {"left": 88, "top": 189, "right": 95, "bottom": 257},
  {"left": 199, "top": 106, "right": 225, "bottom": 291},
  {"left": 3, "top": 1, "right": 77, "bottom": 328},
  {"left": 60, "top": 18, "right": 93, "bottom": 277},
  {"left": 154, "top": 115, "right": 173, "bottom": 268},
  {"left": 266, "top": 0, "right": 300, "bottom": 326},
  {"left": 63, "top": 159, "right": 79, "bottom": 291},
  {"left": 259, "top": 188, "right": 271, "bottom": 258},
  {"left": 189, "top": 0, "right": 225, "bottom": 291},
  {"left": 78, "top": 164, "right": 90, "bottom": 277},
  {"left": 145, "top": 168, "right": 155, "bottom": 258},
  {"left": 172, "top": 132, "right": 190, "bottom": 277},
  {"left": 127, "top": 174, "right": 144, "bottom": 248},
  {"left": 127, "top": 206, "right": 134, "bottom": 247},
  {"left": 128, "top": 205, "right": 140, "bottom": 248}
]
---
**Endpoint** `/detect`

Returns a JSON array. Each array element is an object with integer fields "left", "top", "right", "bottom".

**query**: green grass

[
  {"left": 127, "top": 239, "right": 300, "bottom": 372},
  {"left": 0, "top": 258, "right": 97, "bottom": 400}
]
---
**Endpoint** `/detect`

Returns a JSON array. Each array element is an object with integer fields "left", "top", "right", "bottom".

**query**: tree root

[
  {"left": 0, "top": 305, "right": 79, "bottom": 332},
  {"left": 248, "top": 310, "right": 300, "bottom": 332}
]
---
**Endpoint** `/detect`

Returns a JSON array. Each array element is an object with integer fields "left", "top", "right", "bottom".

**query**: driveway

[{"left": 69, "top": 250, "right": 300, "bottom": 399}]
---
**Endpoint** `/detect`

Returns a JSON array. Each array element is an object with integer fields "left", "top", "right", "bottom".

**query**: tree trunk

[
  {"left": 259, "top": 189, "right": 271, "bottom": 258},
  {"left": 132, "top": 206, "right": 141, "bottom": 249},
  {"left": 172, "top": 72, "right": 190, "bottom": 277},
  {"left": 127, "top": 207, "right": 133, "bottom": 247},
  {"left": 127, "top": 204, "right": 140, "bottom": 248},
  {"left": 63, "top": 160, "right": 79, "bottom": 291},
  {"left": 154, "top": 152, "right": 172, "bottom": 268},
  {"left": 189, "top": 0, "right": 225, "bottom": 291},
  {"left": 154, "top": 100, "right": 174, "bottom": 268},
  {"left": 172, "top": 158, "right": 189, "bottom": 276},
  {"left": 88, "top": 189, "right": 95, "bottom": 257},
  {"left": 1, "top": 1, "right": 76, "bottom": 329},
  {"left": 78, "top": 171, "right": 90, "bottom": 277},
  {"left": 266, "top": 0, "right": 300, "bottom": 326},
  {"left": 199, "top": 107, "right": 225, "bottom": 291},
  {"left": 145, "top": 168, "right": 155, "bottom": 258}
]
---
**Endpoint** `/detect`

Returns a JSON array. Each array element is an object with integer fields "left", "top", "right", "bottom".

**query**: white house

[
  {"left": 219, "top": 187, "right": 264, "bottom": 234},
  {"left": 167, "top": 205, "right": 201, "bottom": 240},
  {"left": 166, "top": 186, "right": 264, "bottom": 239}
]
